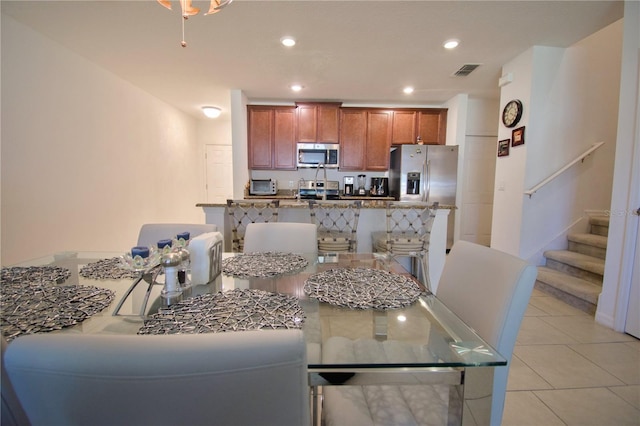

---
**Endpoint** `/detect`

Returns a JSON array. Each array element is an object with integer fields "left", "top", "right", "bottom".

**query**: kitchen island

[{"left": 197, "top": 199, "right": 453, "bottom": 292}]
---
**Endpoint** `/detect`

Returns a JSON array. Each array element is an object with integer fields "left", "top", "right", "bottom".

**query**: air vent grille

[{"left": 453, "top": 63, "right": 481, "bottom": 77}]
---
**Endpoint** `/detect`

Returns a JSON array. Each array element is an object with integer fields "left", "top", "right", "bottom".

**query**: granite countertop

[
  {"left": 196, "top": 189, "right": 456, "bottom": 209},
  {"left": 196, "top": 197, "right": 456, "bottom": 209}
]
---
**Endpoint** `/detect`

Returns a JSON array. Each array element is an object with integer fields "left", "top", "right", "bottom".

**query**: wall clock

[{"left": 502, "top": 99, "right": 523, "bottom": 128}]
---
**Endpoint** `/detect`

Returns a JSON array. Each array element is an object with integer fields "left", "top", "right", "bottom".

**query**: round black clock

[{"left": 502, "top": 99, "right": 523, "bottom": 128}]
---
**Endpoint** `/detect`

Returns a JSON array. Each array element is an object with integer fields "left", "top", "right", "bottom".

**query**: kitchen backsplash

[{"left": 250, "top": 169, "right": 389, "bottom": 192}]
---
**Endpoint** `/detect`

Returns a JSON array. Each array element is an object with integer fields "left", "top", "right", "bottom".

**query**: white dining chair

[
  {"left": 435, "top": 240, "right": 537, "bottom": 425},
  {"left": 243, "top": 222, "right": 318, "bottom": 255},
  {"left": 136, "top": 223, "right": 217, "bottom": 247},
  {"left": 1, "top": 337, "right": 29, "bottom": 426},
  {"left": 322, "top": 240, "right": 537, "bottom": 426},
  {"left": 4, "top": 330, "right": 309, "bottom": 426}
]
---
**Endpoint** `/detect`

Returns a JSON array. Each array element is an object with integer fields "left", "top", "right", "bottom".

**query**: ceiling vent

[{"left": 453, "top": 64, "right": 481, "bottom": 77}]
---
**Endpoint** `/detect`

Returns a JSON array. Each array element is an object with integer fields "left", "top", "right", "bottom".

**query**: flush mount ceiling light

[
  {"left": 443, "top": 39, "right": 460, "bottom": 49},
  {"left": 280, "top": 36, "right": 296, "bottom": 47},
  {"left": 290, "top": 84, "right": 303, "bottom": 92},
  {"left": 157, "top": 0, "right": 233, "bottom": 47},
  {"left": 202, "top": 106, "right": 222, "bottom": 118},
  {"left": 403, "top": 86, "right": 415, "bottom": 94}
]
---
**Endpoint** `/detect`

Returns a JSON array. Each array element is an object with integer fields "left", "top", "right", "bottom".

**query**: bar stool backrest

[
  {"left": 383, "top": 201, "right": 438, "bottom": 252},
  {"left": 226, "top": 200, "right": 280, "bottom": 253},
  {"left": 309, "top": 200, "right": 362, "bottom": 252}
]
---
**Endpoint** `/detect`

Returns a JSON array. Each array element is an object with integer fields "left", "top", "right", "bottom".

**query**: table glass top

[{"left": 4, "top": 251, "right": 506, "bottom": 369}]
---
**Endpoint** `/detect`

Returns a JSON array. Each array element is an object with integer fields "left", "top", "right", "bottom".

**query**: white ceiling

[{"left": 2, "top": 1, "right": 624, "bottom": 119}]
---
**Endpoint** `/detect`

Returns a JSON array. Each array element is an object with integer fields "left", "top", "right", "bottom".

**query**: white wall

[
  {"left": 491, "top": 49, "right": 532, "bottom": 255},
  {"left": 1, "top": 16, "right": 204, "bottom": 265},
  {"left": 461, "top": 98, "right": 499, "bottom": 246},
  {"left": 443, "top": 94, "right": 468, "bottom": 245},
  {"left": 492, "top": 20, "right": 622, "bottom": 261}
]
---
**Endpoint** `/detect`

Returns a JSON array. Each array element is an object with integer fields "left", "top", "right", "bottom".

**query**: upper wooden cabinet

[
  {"left": 248, "top": 104, "right": 447, "bottom": 170},
  {"left": 391, "top": 110, "right": 418, "bottom": 145},
  {"left": 417, "top": 109, "right": 447, "bottom": 145},
  {"left": 248, "top": 105, "right": 297, "bottom": 170},
  {"left": 365, "top": 110, "right": 392, "bottom": 170},
  {"left": 391, "top": 108, "right": 447, "bottom": 145},
  {"left": 340, "top": 109, "right": 392, "bottom": 171},
  {"left": 339, "top": 109, "right": 367, "bottom": 170},
  {"left": 296, "top": 102, "right": 341, "bottom": 143}
]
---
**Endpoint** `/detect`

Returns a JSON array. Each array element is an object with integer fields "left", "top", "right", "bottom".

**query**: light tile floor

[{"left": 503, "top": 288, "right": 640, "bottom": 425}]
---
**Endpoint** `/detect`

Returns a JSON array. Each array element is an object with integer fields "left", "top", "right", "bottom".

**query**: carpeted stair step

[
  {"left": 536, "top": 266, "right": 601, "bottom": 306},
  {"left": 589, "top": 215, "right": 610, "bottom": 237},
  {"left": 568, "top": 233, "right": 608, "bottom": 259},
  {"left": 543, "top": 250, "right": 604, "bottom": 285}
]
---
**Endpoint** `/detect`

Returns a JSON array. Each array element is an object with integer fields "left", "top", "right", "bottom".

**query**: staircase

[{"left": 536, "top": 215, "right": 609, "bottom": 315}]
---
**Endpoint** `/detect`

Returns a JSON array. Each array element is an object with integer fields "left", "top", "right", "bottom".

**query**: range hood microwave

[{"left": 297, "top": 143, "right": 339, "bottom": 168}]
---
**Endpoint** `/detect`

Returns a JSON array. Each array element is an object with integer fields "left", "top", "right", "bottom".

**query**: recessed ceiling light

[
  {"left": 403, "top": 86, "right": 414, "bottom": 94},
  {"left": 280, "top": 36, "right": 296, "bottom": 47},
  {"left": 201, "top": 106, "right": 222, "bottom": 118},
  {"left": 290, "top": 84, "right": 303, "bottom": 92},
  {"left": 443, "top": 39, "right": 460, "bottom": 49}
]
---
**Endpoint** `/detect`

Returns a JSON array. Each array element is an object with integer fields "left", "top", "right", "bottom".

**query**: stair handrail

[{"left": 524, "top": 141, "right": 605, "bottom": 198}]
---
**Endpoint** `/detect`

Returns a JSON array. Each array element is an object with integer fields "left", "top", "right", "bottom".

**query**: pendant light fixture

[{"left": 157, "top": 0, "right": 233, "bottom": 47}]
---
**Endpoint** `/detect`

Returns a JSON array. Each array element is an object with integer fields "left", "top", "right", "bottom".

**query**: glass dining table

[{"left": 2, "top": 251, "right": 506, "bottom": 425}]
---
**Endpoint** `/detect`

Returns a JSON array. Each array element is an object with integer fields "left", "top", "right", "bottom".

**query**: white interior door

[
  {"left": 205, "top": 145, "right": 233, "bottom": 203},
  {"left": 461, "top": 135, "right": 496, "bottom": 246}
]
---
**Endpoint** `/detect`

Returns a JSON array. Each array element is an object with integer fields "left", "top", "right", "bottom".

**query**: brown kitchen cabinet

[
  {"left": 339, "top": 109, "right": 366, "bottom": 170},
  {"left": 391, "top": 108, "right": 447, "bottom": 145},
  {"left": 296, "top": 102, "right": 341, "bottom": 143},
  {"left": 417, "top": 109, "right": 447, "bottom": 145},
  {"left": 391, "top": 110, "right": 418, "bottom": 145},
  {"left": 248, "top": 105, "right": 297, "bottom": 170},
  {"left": 339, "top": 108, "right": 392, "bottom": 171}
]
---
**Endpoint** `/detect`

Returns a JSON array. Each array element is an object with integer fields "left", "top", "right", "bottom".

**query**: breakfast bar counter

[{"left": 196, "top": 200, "right": 454, "bottom": 291}]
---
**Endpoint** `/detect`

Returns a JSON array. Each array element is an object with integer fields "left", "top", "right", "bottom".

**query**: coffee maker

[
  {"left": 370, "top": 177, "right": 389, "bottom": 197},
  {"left": 343, "top": 176, "right": 354, "bottom": 196}
]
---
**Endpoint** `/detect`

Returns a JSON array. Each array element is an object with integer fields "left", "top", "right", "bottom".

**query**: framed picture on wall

[
  {"left": 498, "top": 139, "right": 510, "bottom": 157},
  {"left": 512, "top": 126, "right": 525, "bottom": 146}
]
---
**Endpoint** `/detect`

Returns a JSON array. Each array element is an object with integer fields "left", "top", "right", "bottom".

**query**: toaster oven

[{"left": 249, "top": 179, "right": 277, "bottom": 195}]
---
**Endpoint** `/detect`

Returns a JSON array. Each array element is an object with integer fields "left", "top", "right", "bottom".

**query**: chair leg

[{"left": 419, "top": 253, "right": 432, "bottom": 293}]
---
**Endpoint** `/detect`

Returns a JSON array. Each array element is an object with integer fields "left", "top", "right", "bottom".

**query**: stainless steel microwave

[{"left": 297, "top": 143, "right": 339, "bottom": 168}]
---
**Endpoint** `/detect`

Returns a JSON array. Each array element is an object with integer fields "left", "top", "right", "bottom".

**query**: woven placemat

[
  {"left": 222, "top": 252, "right": 308, "bottom": 278},
  {"left": 304, "top": 267, "right": 423, "bottom": 310},
  {"left": 138, "top": 288, "right": 305, "bottom": 335},
  {"left": 1, "top": 266, "right": 114, "bottom": 341},
  {"left": 79, "top": 257, "right": 141, "bottom": 280}
]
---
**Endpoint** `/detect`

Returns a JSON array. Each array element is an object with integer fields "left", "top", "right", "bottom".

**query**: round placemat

[
  {"left": 222, "top": 252, "right": 308, "bottom": 278},
  {"left": 304, "top": 267, "right": 423, "bottom": 310},
  {"left": 1, "top": 266, "right": 115, "bottom": 341},
  {"left": 79, "top": 257, "right": 141, "bottom": 280},
  {"left": 138, "top": 288, "right": 305, "bottom": 335}
]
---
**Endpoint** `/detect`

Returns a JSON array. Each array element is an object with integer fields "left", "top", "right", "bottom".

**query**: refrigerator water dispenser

[{"left": 406, "top": 172, "right": 421, "bottom": 194}]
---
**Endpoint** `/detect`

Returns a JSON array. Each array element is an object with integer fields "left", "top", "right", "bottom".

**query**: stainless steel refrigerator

[{"left": 389, "top": 145, "right": 458, "bottom": 250}]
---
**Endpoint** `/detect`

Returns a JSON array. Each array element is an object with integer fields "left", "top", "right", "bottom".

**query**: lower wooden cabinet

[{"left": 248, "top": 106, "right": 297, "bottom": 170}]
